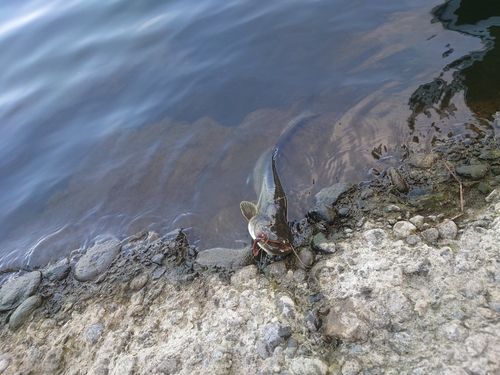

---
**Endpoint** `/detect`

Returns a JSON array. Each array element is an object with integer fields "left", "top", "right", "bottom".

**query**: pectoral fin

[{"left": 240, "top": 201, "right": 258, "bottom": 221}]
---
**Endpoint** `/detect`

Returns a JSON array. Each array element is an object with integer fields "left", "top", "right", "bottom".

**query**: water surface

[{"left": 0, "top": 0, "right": 496, "bottom": 271}]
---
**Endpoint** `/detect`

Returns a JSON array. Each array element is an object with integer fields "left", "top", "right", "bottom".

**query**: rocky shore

[{"left": 1, "top": 136, "right": 500, "bottom": 375}]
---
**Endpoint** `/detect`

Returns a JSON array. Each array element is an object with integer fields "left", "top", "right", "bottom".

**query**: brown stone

[{"left": 324, "top": 300, "right": 370, "bottom": 343}]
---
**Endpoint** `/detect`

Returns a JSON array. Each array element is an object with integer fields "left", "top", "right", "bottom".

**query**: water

[{"left": 0, "top": 0, "right": 498, "bottom": 272}]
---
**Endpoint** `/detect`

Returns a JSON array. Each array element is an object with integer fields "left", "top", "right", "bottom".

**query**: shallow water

[{"left": 0, "top": 0, "right": 498, "bottom": 271}]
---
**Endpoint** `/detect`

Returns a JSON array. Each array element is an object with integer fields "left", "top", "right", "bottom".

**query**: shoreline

[{"left": 1, "top": 135, "right": 500, "bottom": 374}]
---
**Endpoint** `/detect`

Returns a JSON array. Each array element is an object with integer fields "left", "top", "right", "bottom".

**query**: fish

[{"left": 240, "top": 148, "right": 294, "bottom": 257}]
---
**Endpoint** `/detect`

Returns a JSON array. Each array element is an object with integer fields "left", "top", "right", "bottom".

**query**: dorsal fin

[{"left": 240, "top": 201, "right": 258, "bottom": 220}]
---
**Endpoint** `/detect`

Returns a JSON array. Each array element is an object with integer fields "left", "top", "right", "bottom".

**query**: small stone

[
  {"left": 157, "top": 359, "right": 178, "bottom": 374},
  {"left": 385, "top": 204, "right": 400, "bottom": 213},
  {"left": 195, "top": 247, "right": 252, "bottom": 269},
  {"left": 387, "top": 167, "right": 409, "bottom": 194},
  {"left": 308, "top": 183, "right": 350, "bottom": 223},
  {"left": 406, "top": 234, "right": 421, "bottom": 245},
  {"left": 485, "top": 188, "right": 500, "bottom": 203},
  {"left": 342, "top": 358, "right": 362, "bottom": 375},
  {"left": 43, "top": 258, "right": 71, "bottom": 282},
  {"left": 230, "top": 265, "right": 258, "bottom": 286},
  {"left": 152, "top": 266, "right": 166, "bottom": 280},
  {"left": 477, "top": 182, "right": 489, "bottom": 194},
  {"left": 443, "top": 322, "right": 468, "bottom": 342},
  {"left": 407, "top": 152, "right": 438, "bottom": 168},
  {"left": 298, "top": 248, "right": 314, "bottom": 269},
  {"left": 491, "top": 165, "right": 500, "bottom": 176},
  {"left": 421, "top": 228, "right": 439, "bottom": 244},
  {"left": 456, "top": 164, "right": 488, "bottom": 180},
  {"left": 262, "top": 322, "right": 292, "bottom": 351},
  {"left": 111, "top": 355, "right": 136, "bottom": 375},
  {"left": 437, "top": 221, "right": 458, "bottom": 240},
  {"left": 129, "top": 274, "right": 148, "bottom": 291},
  {"left": 0, "top": 271, "right": 42, "bottom": 312},
  {"left": 74, "top": 239, "right": 121, "bottom": 282},
  {"left": 278, "top": 295, "right": 296, "bottom": 319},
  {"left": 265, "top": 261, "right": 287, "bottom": 278},
  {"left": 409, "top": 215, "right": 425, "bottom": 229},
  {"left": 0, "top": 356, "right": 9, "bottom": 373},
  {"left": 9, "top": 295, "right": 42, "bottom": 330},
  {"left": 393, "top": 221, "right": 417, "bottom": 239},
  {"left": 363, "top": 229, "right": 387, "bottom": 247},
  {"left": 151, "top": 253, "right": 164, "bottom": 265},
  {"left": 86, "top": 323, "right": 105, "bottom": 344},
  {"left": 289, "top": 357, "right": 328, "bottom": 375},
  {"left": 325, "top": 300, "right": 370, "bottom": 342},
  {"left": 304, "top": 310, "right": 321, "bottom": 332}
]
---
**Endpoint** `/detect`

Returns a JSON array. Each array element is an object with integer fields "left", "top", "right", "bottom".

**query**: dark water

[{"left": 0, "top": 0, "right": 498, "bottom": 271}]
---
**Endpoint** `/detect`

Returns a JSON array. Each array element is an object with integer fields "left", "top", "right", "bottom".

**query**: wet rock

[
  {"left": 86, "top": 323, "right": 105, "bottom": 344},
  {"left": 74, "top": 239, "right": 121, "bottom": 282},
  {"left": 43, "top": 258, "right": 71, "bottom": 282},
  {"left": 312, "top": 233, "right": 336, "bottom": 254},
  {"left": 308, "top": 183, "right": 350, "bottom": 223},
  {"left": 342, "top": 358, "right": 362, "bottom": 375},
  {"left": 421, "top": 228, "right": 439, "bottom": 244},
  {"left": 129, "top": 274, "right": 149, "bottom": 291},
  {"left": 152, "top": 266, "right": 166, "bottom": 280},
  {"left": 151, "top": 253, "right": 164, "bottom": 265},
  {"left": 324, "top": 300, "right": 370, "bottom": 342},
  {"left": 0, "top": 271, "right": 41, "bottom": 312},
  {"left": 407, "top": 152, "right": 438, "bottom": 168},
  {"left": 393, "top": 221, "right": 417, "bottom": 239},
  {"left": 387, "top": 167, "right": 409, "bottom": 194},
  {"left": 195, "top": 247, "right": 252, "bottom": 269},
  {"left": 230, "top": 265, "right": 258, "bottom": 286},
  {"left": 456, "top": 164, "right": 488, "bottom": 180},
  {"left": 437, "top": 220, "right": 458, "bottom": 240},
  {"left": 298, "top": 248, "right": 315, "bottom": 269},
  {"left": 262, "top": 322, "right": 292, "bottom": 351},
  {"left": 9, "top": 295, "right": 42, "bottom": 330},
  {"left": 289, "top": 357, "right": 328, "bottom": 375}
]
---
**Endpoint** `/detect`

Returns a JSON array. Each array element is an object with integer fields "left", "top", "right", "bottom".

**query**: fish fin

[{"left": 240, "top": 201, "right": 258, "bottom": 220}]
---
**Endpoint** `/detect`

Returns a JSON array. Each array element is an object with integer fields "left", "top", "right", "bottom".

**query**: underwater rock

[{"left": 308, "top": 183, "right": 350, "bottom": 223}]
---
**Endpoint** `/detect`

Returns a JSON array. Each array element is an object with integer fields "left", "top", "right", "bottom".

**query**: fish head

[{"left": 248, "top": 213, "right": 292, "bottom": 256}]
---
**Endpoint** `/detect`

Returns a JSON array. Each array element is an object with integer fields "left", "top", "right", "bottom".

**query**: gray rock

[
  {"left": 456, "top": 164, "right": 488, "bottom": 180},
  {"left": 485, "top": 188, "right": 500, "bottom": 203},
  {"left": 262, "top": 322, "right": 292, "bottom": 351},
  {"left": 129, "top": 274, "right": 149, "bottom": 291},
  {"left": 363, "top": 228, "right": 387, "bottom": 247},
  {"left": 44, "top": 258, "right": 71, "bottom": 282},
  {"left": 9, "top": 295, "right": 42, "bottom": 330},
  {"left": 406, "top": 234, "right": 421, "bottom": 246},
  {"left": 278, "top": 295, "right": 296, "bottom": 319},
  {"left": 388, "top": 167, "right": 409, "bottom": 194},
  {"left": 437, "top": 220, "right": 458, "bottom": 240},
  {"left": 0, "top": 271, "right": 41, "bottom": 312},
  {"left": 151, "top": 253, "right": 164, "bottom": 265},
  {"left": 308, "top": 183, "right": 350, "bottom": 222},
  {"left": 409, "top": 215, "right": 425, "bottom": 229},
  {"left": 421, "top": 228, "right": 439, "bottom": 244},
  {"left": 304, "top": 309, "right": 321, "bottom": 332},
  {"left": 195, "top": 247, "right": 252, "bottom": 269},
  {"left": 86, "top": 323, "right": 105, "bottom": 344},
  {"left": 152, "top": 266, "right": 166, "bottom": 280},
  {"left": 230, "top": 265, "right": 258, "bottom": 285},
  {"left": 407, "top": 152, "right": 438, "bottom": 168},
  {"left": 325, "top": 300, "right": 370, "bottom": 342},
  {"left": 298, "top": 248, "right": 314, "bottom": 269},
  {"left": 393, "top": 221, "right": 417, "bottom": 239},
  {"left": 74, "top": 239, "right": 121, "bottom": 282}
]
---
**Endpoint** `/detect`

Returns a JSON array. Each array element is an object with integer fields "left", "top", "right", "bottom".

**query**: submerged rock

[
  {"left": 0, "top": 271, "right": 41, "bottom": 312},
  {"left": 308, "top": 183, "right": 350, "bottom": 223},
  {"left": 387, "top": 167, "right": 409, "bottom": 194},
  {"left": 74, "top": 239, "right": 121, "bottom": 282}
]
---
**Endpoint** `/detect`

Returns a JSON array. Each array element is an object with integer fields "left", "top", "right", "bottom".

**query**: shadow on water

[{"left": 407, "top": 0, "right": 500, "bottom": 144}]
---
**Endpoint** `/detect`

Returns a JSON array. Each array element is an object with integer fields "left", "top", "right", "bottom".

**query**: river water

[{"left": 0, "top": 0, "right": 498, "bottom": 272}]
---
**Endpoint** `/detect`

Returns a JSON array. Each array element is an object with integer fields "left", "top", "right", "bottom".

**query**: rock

[
  {"left": 230, "top": 265, "right": 258, "bottom": 285},
  {"left": 312, "top": 233, "right": 336, "bottom": 254},
  {"left": 437, "top": 220, "right": 458, "bottom": 240},
  {"left": 262, "top": 322, "right": 292, "bottom": 351},
  {"left": 405, "top": 234, "right": 421, "bottom": 245},
  {"left": 289, "top": 357, "right": 328, "bottom": 375},
  {"left": 387, "top": 167, "right": 409, "bottom": 194},
  {"left": 298, "top": 248, "right": 315, "bottom": 268},
  {"left": 42, "top": 347, "right": 64, "bottom": 373},
  {"left": 324, "top": 300, "right": 370, "bottom": 342},
  {"left": 129, "top": 274, "right": 149, "bottom": 291},
  {"left": 308, "top": 183, "right": 350, "bottom": 222},
  {"left": 0, "top": 271, "right": 41, "bottom": 312},
  {"left": 304, "top": 309, "right": 321, "bottom": 332},
  {"left": 407, "top": 152, "right": 438, "bottom": 168},
  {"left": 151, "top": 266, "right": 166, "bottom": 280},
  {"left": 43, "top": 258, "right": 71, "bottom": 282},
  {"left": 409, "top": 215, "right": 425, "bottom": 229},
  {"left": 74, "top": 239, "right": 121, "bottom": 282},
  {"left": 485, "top": 188, "right": 500, "bottom": 203},
  {"left": 9, "top": 295, "right": 42, "bottom": 330},
  {"left": 86, "top": 323, "right": 105, "bottom": 344},
  {"left": 195, "top": 247, "right": 252, "bottom": 269},
  {"left": 363, "top": 228, "right": 388, "bottom": 247},
  {"left": 393, "top": 221, "right": 416, "bottom": 239},
  {"left": 421, "top": 228, "right": 439, "bottom": 244},
  {"left": 456, "top": 164, "right": 488, "bottom": 180},
  {"left": 151, "top": 253, "right": 164, "bottom": 265},
  {"left": 278, "top": 295, "right": 296, "bottom": 319},
  {"left": 342, "top": 358, "right": 362, "bottom": 375}
]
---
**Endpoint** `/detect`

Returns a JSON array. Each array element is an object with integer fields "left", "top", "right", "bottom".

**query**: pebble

[
  {"left": 298, "top": 248, "right": 315, "bottom": 269},
  {"left": 9, "top": 295, "right": 42, "bottom": 330},
  {"left": 409, "top": 215, "right": 425, "bottom": 229},
  {"left": 421, "top": 228, "right": 439, "bottom": 244},
  {"left": 456, "top": 164, "right": 488, "bottom": 180},
  {"left": 86, "top": 323, "right": 105, "bottom": 344},
  {"left": 407, "top": 152, "right": 438, "bottom": 168},
  {"left": 324, "top": 300, "right": 370, "bottom": 342},
  {"left": 393, "top": 221, "right": 417, "bottom": 239},
  {"left": 74, "top": 239, "right": 121, "bottom": 282},
  {"left": 362, "top": 228, "right": 387, "bottom": 247},
  {"left": 262, "top": 322, "right": 292, "bottom": 351},
  {"left": 308, "top": 183, "right": 350, "bottom": 222},
  {"left": 0, "top": 271, "right": 41, "bottom": 312},
  {"left": 129, "top": 274, "right": 149, "bottom": 291},
  {"left": 387, "top": 167, "right": 409, "bottom": 194},
  {"left": 437, "top": 220, "right": 458, "bottom": 240},
  {"left": 278, "top": 295, "right": 296, "bottom": 319}
]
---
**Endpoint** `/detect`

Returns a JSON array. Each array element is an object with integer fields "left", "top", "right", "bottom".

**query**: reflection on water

[{"left": 1, "top": 0, "right": 499, "bottom": 272}]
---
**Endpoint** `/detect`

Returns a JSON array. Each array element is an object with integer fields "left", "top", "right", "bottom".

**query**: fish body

[{"left": 240, "top": 148, "right": 293, "bottom": 257}]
